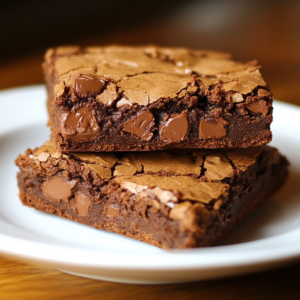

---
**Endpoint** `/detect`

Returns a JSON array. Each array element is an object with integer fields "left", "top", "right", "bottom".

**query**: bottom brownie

[{"left": 15, "top": 141, "right": 288, "bottom": 249}]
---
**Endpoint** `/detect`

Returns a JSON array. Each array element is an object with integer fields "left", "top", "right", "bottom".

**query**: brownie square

[
  {"left": 15, "top": 141, "right": 288, "bottom": 249},
  {"left": 44, "top": 46, "right": 273, "bottom": 153}
]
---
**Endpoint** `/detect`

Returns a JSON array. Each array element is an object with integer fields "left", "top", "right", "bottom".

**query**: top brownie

[{"left": 44, "top": 45, "right": 273, "bottom": 153}]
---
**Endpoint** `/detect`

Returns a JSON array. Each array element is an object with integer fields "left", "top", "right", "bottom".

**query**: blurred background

[{"left": 0, "top": 0, "right": 299, "bottom": 104}]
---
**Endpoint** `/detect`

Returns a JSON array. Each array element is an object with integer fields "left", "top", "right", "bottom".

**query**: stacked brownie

[{"left": 15, "top": 46, "right": 288, "bottom": 249}]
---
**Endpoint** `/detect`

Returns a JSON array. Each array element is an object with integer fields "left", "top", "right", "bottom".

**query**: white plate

[{"left": 0, "top": 85, "right": 300, "bottom": 284}]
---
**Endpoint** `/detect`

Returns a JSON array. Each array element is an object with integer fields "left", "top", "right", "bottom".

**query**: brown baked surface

[
  {"left": 15, "top": 141, "right": 288, "bottom": 249},
  {"left": 44, "top": 45, "right": 273, "bottom": 153}
]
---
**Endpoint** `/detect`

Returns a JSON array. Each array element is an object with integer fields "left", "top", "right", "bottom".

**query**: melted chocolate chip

[
  {"left": 72, "top": 74, "right": 105, "bottom": 97},
  {"left": 247, "top": 100, "right": 269, "bottom": 116},
  {"left": 74, "top": 191, "right": 92, "bottom": 216},
  {"left": 123, "top": 110, "right": 155, "bottom": 141},
  {"left": 106, "top": 206, "right": 120, "bottom": 217},
  {"left": 159, "top": 111, "right": 188, "bottom": 142},
  {"left": 42, "top": 176, "right": 76, "bottom": 202},
  {"left": 199, "top": 117, "right": 227, "bottom": 139},
  {"left": 60, "top": 106, "right": 100, "bottom": 142}
]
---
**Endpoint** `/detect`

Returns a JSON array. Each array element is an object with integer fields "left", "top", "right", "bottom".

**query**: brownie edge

[
  {"left": 15, "top": 141, "right": 288, "bottom": 249},
  {"left": 44, "top": 45, "right": 273, "bottom": 153}
]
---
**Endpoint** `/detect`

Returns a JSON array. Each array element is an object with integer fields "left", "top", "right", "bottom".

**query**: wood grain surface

[
  {"left": 1, "top": 253, "right": 300, "bottom": 300},
  {"left": 1, "top": 1, "right": 300, "bottom": 299}
]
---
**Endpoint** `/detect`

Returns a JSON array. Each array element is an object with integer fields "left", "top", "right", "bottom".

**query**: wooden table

[
  {"left": 1, "top": 1, "right": 300, "bottom": 298},
  {"left": 1, "top": 254, "right": 300, "bottom": 300}
]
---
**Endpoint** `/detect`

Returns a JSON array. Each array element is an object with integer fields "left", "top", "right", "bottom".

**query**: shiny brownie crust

[
  {"left": 15, "top": 141, "right": 288, "bottom": 249},
  {"left": 44, "top": 46, "right": 273, "bottom": 153}
]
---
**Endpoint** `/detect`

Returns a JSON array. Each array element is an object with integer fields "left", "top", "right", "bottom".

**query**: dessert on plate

[
  {"left": 14, "top": 45, "right": 287, "bottom": 249},
  {"left": 15, "top": 141, "right": 288, "bottom": 249}
]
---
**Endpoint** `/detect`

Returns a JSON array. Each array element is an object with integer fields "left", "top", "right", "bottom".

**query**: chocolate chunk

[
  {"left": 159, "top": 111, "right": 188, "bottom": 142},
  {"left": 199, "top": 117, "right": 227, "bottom": 139},
  {"left": 74, "top": 191, "right": 92, "bottom": 216},
  {"left": 42, "top": 176, "right": 76, "bottom": 202},
  {"left": 60, "top": 106, "right": 100, "bottom": 142},
  {"left": 247, "top": 100, "right": 269, "bottom": 116},
  {"left": 123, "top": 110, "right": 155, "bottom": 141},
  {"left": 106, "top": 206, "right": 120, "bottom": 217},
  {"left": 72, "top": 74, "right": 105, "bottom": 97}
]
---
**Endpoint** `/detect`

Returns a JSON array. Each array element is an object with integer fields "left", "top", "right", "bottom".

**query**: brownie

[
  {"left": 44, "top": 46, "right": 273, "bottom": 153},
  {"left": 15, "top": 141, "right": 288, "bottom": 249}
]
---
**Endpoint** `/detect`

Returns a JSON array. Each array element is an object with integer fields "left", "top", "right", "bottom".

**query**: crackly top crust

[
  {"left": 29, "top": 140, "right": 264, "bottom": 209},
  {"left": 45, "top": 45, "right": 269, "bottom": 108}
]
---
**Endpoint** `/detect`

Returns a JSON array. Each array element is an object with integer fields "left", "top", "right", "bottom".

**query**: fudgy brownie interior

[{"left": 44, "top": 46, "right": 273, "bottom": 153}]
